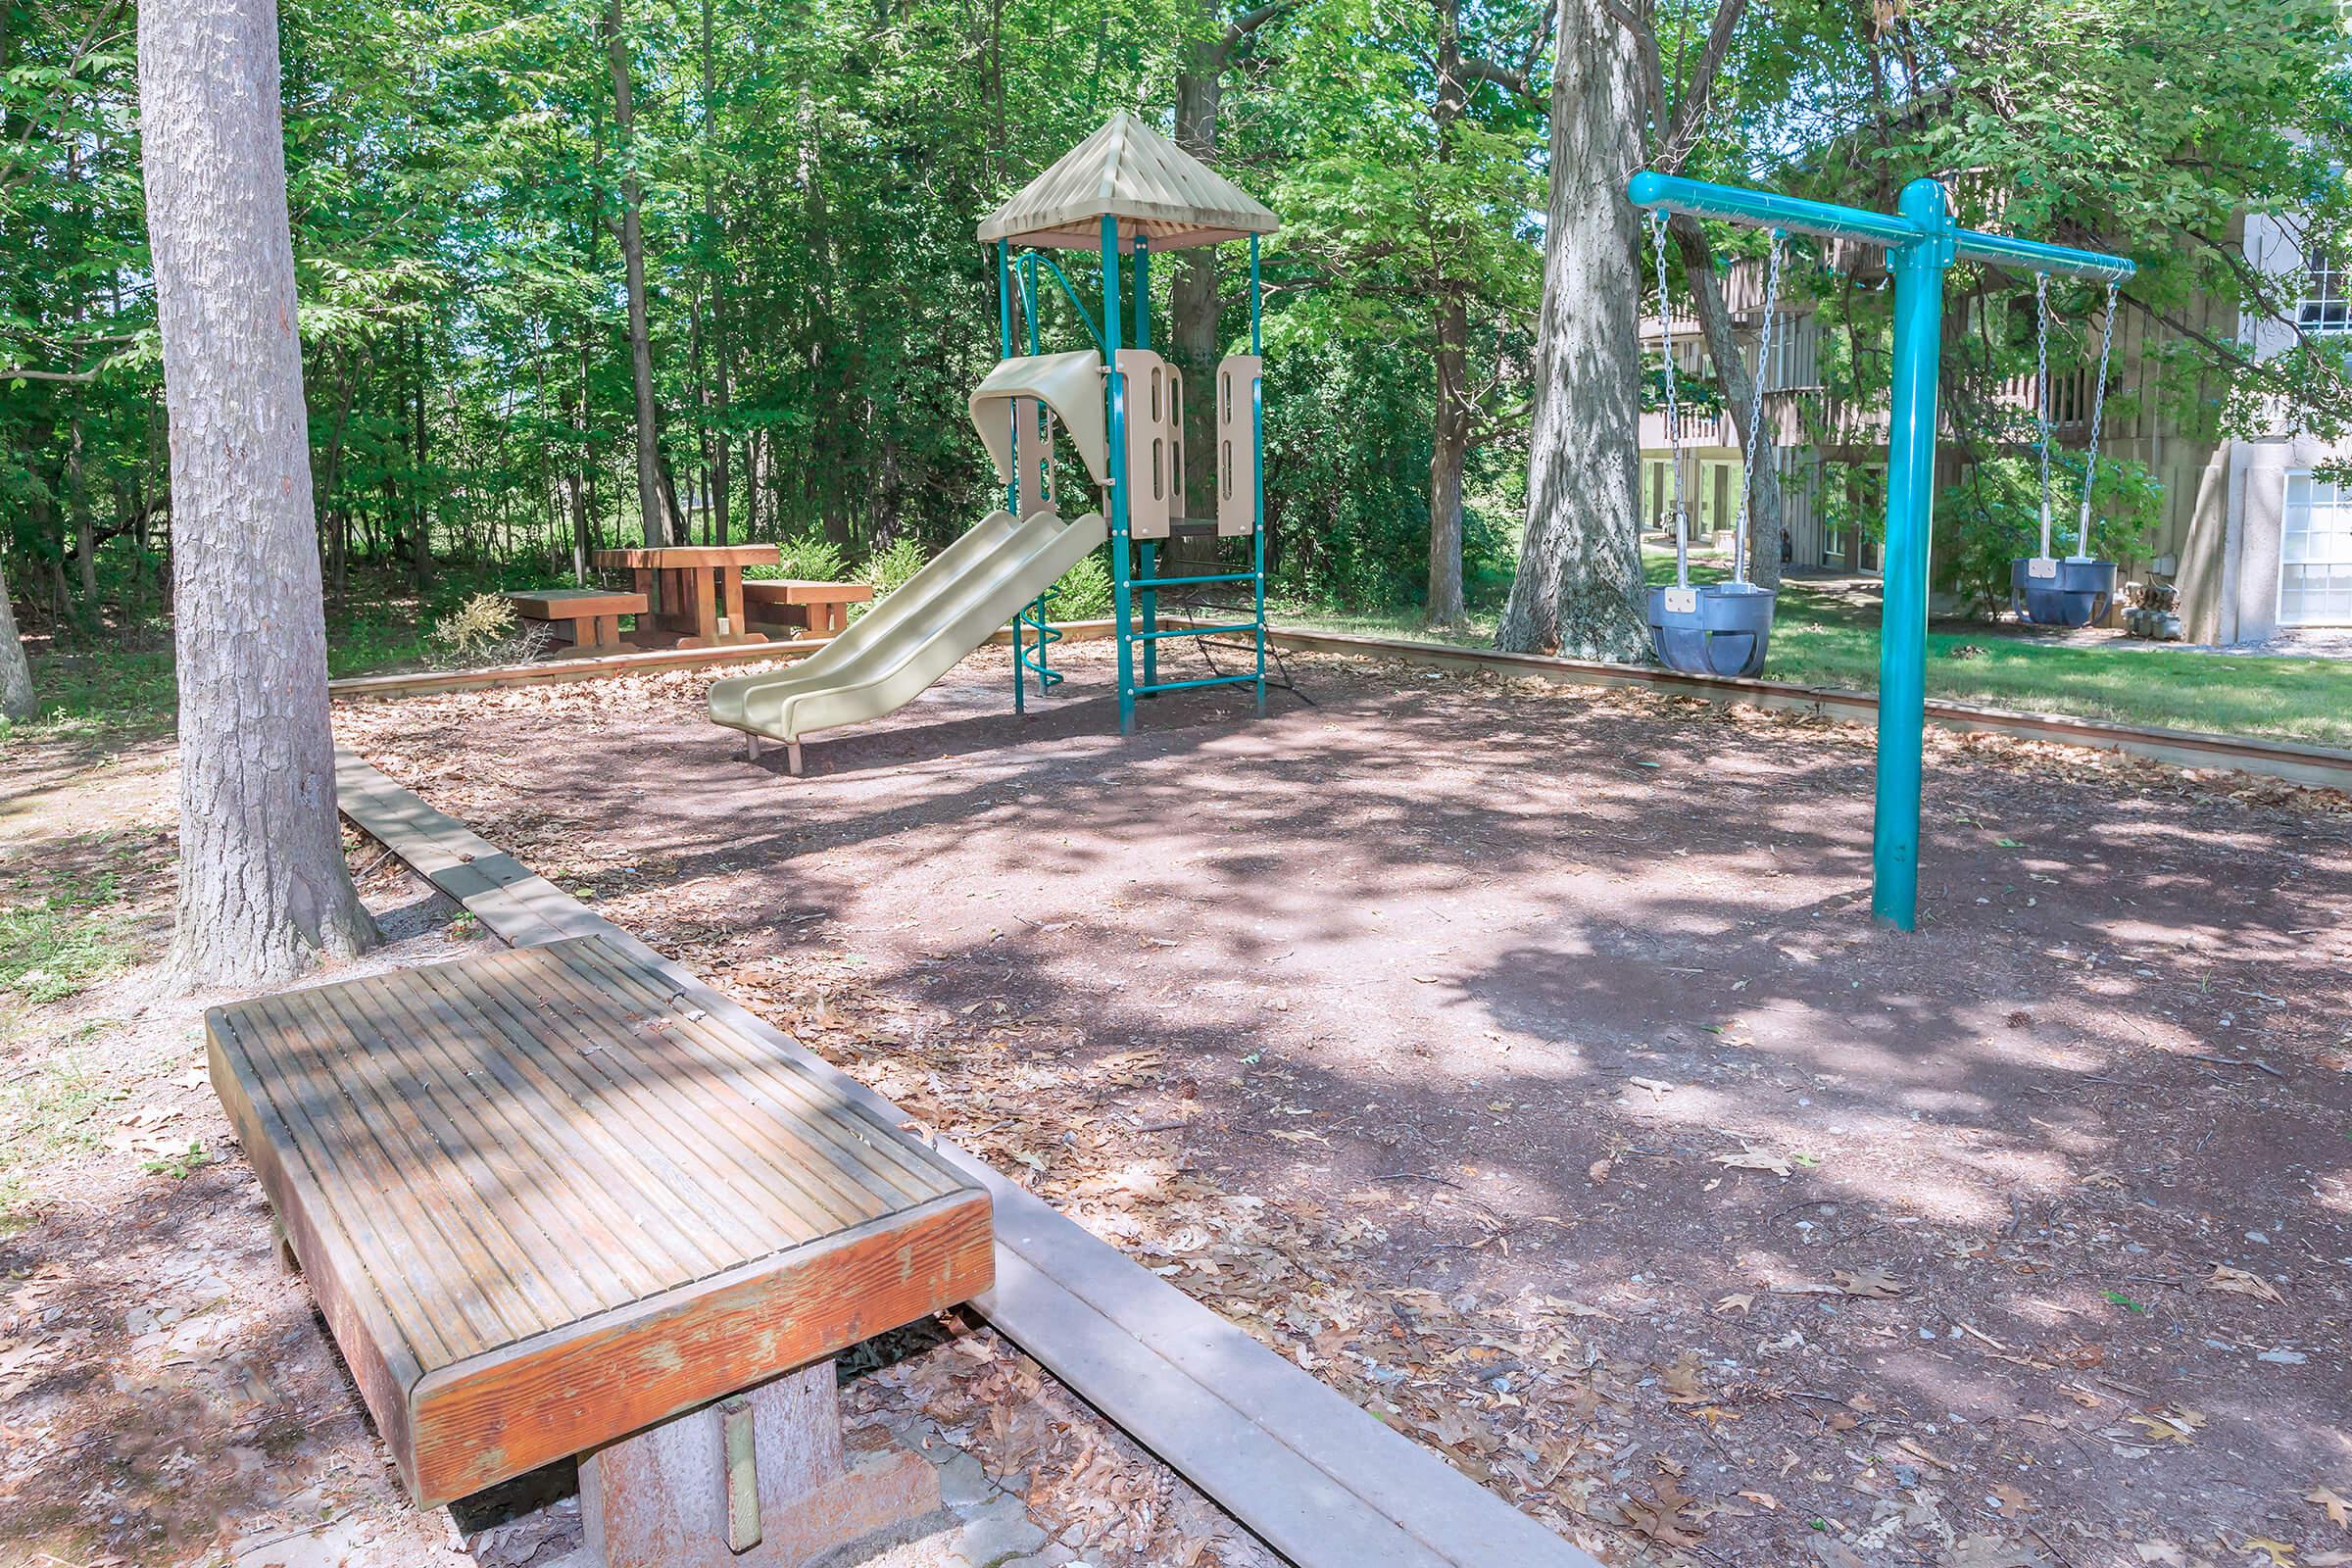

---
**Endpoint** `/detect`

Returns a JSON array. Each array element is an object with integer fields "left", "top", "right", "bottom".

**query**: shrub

[
  {"left": 745, "top": 532, "right": 851, "bottom": 584},
  {"left": 424, "top": 592, "right": 549, "bottom": 667},
  {"left": 1041, "top": 551, "right": 1113, "bottom": 620},
  {"left": 864, "top": 537, "right": 929, "bottom": 599}
]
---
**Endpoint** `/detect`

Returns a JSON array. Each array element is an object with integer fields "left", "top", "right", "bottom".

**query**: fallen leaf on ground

[
  {"left": 1835, "top": 1266, "right": 1907, "bottom": 1298},
  {"left": 2310, "top": 1487, "right": 2351, "bottom": 1529},
  {"left": 2121, "top": 1407, "right": 2206, "bottom": 1446},
  {"left": 1714, "top": 1293, "right": 1755, "bottom": 1316},
  {"left": 1711, "top": 1148, "right": 1793, "bottom": 1177},
  {"left": 2207, "top": 1264, "right": 2286, "bottom": 1303},
  {"left": 2239, "top": 1538, "right": 2297, "bottom": 1567}
]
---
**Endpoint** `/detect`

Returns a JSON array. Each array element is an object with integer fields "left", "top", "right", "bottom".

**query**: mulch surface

[{"left": 330, "top": 640, "right": 2352, "bottom": 1568}]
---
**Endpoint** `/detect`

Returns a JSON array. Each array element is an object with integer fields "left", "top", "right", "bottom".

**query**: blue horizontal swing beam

[
  {"left": 1624, "top": 172, "right": 2135, "bottom": 282},
  {"left": 1626, "top": 169, "right": 2132, "bottom": 935}
]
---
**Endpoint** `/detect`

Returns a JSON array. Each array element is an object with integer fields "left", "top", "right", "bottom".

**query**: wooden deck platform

[
  {"left": 333, "top": 749, "right": 1606, "bottom": 1568},
  {"left": 206, "top": 937, "right": 994, "bottom": 1508}
]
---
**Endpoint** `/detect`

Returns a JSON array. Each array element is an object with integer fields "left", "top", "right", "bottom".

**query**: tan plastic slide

[{"left": 708, "top": 506, "right": 1108, "bottom": 771}]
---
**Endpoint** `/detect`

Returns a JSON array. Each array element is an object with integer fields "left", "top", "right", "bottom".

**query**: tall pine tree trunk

[
  {"left": 1497, "top": 0, "right": 1647, "bottom": 658},
  {"left": 606, "top": 0, "right": 669, "bottom": 548},
  {"left": 138, "top": 0, "right": 375, "bottom": 985}
]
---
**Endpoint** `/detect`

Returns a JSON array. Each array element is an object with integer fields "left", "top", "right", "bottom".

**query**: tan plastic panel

[
  {"left": 1215, "top": 355, "right": 1262, "bottom": 537},
  {"left": 971, "top": 353, "right": 1107, "bottom": 485},
  {"left": 1116, "top": 349, "right": 1175, "bottom": 540},
  {"left": 1009, "top": 396, "right": 1055, "bottom": 517},
  {"left": 708, "top": 510, "right": 1110, "bottom": 747}
]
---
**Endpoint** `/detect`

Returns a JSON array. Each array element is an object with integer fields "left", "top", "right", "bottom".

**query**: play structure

[
  {"left": 2011, "top": 270, "right": 2125, "bottom": 627},
  {"left": 1628, "top": 171, "right": 2133, "bottom": 930},
  {"left": 1645, "top": 213, "right": 1786, "bottom": 679},
  {"left": 709, "top": 113, "right": 1275, "bottom": 772}
]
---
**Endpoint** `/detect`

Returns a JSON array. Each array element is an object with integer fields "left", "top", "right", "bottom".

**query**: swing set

[{"left": 1627, "top": 171, "right": 2133, "bottom": 930}]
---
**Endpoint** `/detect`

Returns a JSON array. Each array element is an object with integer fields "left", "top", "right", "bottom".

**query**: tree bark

[
  {"left": 605, "top": 0, "right": 669, "bottom": 548},
  {"left": 0, "top": 560, "right": 33, "bottom": 722},
  {"left": 1496, "top": 0, "right": 1647, "bottom": 658},
  {"left": 1170, "top": 58, "right": 1224, "bottom": 515},
  {"left": 1425, "top": 0, "right": 1470, "bottom": 626},
  {"left": 138, "top": 0, "right": 375, "bottom": 986},
  {"left": 699, "top": 0, "right": 731, "bottom": 546}
]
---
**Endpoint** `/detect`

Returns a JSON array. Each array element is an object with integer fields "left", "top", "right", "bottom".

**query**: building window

[
  {"left": 2280, "top": 471, "right": 2352, "bottom": 626},
  {"left": 2302, "top": 251, "right": 2351, "bottom": 335}
]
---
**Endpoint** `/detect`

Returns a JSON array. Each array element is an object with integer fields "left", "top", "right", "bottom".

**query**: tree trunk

[
  {"left": 0, "top": 560, "right": 33, "bottom": 722},
  {"left": 1428, "top": 292, "right": 1471, "bottom": 625},
  {"left": 700, "top": 0, "right": 731, "bottom": 546},
  {"left": 1170, "top": 61, "right": 1223, "bottom": 517},
  {"left": 138, "top": 0, "right": 375, "bottom": 986},
  {"left": 1425, "top": 0, "right": 1469, "bottom": 627},
  {"left": 411, "top": 325, "right": 431, "bottom": 589},
  {"left": 1672, "top": 222, "right": 1784, "bottom": 589},
  {"left": 1497, "top": 0, "right": 1647, "bottom": 659},
  {"left": 606, "top": 0, "right": 669, "bottom": 549}
]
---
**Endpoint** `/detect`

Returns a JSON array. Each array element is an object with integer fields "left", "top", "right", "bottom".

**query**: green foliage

[
  {"left": 1938, "top": 452, "right": 2164, "bottom": 612},
  {"left": 746, "top": 534, "right": 852, "bottom": 584},
  {"left": 1043, "top": 551, "right": 1113, "bottom": 620},
  {"left": 863, "top": 538, "right": 930, "bottom": 602}
]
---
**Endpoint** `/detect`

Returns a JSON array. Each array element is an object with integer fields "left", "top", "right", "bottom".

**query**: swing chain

[
  {"left": 1649, "top": 210, "right": 1690, "bottom": 589},
  {"left": 2076, "top": 276, "right": 2121, "bottom": 560},
  {"left": 1731, "top": 231, "right": 1786, "bottom": 587},
  {"left": 2033, "top": 272, "right": 2052, "bottom": 560}
]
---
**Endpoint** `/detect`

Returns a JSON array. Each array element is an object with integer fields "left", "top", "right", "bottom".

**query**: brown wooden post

[{"left": 578, "top": 1360, "right": 942, "bottom": 1568}]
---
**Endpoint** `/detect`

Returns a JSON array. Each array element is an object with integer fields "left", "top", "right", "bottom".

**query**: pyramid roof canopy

[{"left": 978, "top": 111, "right": 1278, "bottom": 254}]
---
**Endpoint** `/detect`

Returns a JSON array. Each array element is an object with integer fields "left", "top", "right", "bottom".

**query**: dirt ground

[
  {"left": 321, "top": 640, "right": 2352, "bottom": 1568},
  {"left": 0, "top": 732, "right": 1273, "bottom": 1568}
]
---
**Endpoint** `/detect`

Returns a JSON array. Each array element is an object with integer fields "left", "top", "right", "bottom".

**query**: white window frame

[
  {"left": 2301, "top": 249, "right": 2352, "bottom": 336},
  {"left": 2278, "top": 468, "right": 2352, "bottom": 627}
]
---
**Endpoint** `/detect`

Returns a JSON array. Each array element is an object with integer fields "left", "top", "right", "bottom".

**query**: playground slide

[{"left": 708, "top": 507, "right": 1109, "bottom": 761}]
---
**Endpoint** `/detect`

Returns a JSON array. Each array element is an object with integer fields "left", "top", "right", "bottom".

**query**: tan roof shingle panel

[{"left": 979, "top": 111, "right": 1278, "bottom": 253}]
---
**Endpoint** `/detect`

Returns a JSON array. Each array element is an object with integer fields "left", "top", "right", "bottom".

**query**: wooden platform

[
  {"left": 207, "top": 936, "right": 994, "bottom": 1508},
  {"left": 333, "top": 749, "right": 1606, "bottom": 1568}
]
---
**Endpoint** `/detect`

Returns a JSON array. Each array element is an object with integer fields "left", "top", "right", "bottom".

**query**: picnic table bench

[
  {"left": 592, "top": 545, "right": 779, "bottom": 649},
  {"left": 740, "top": 578, "right": 874, "bottom": 641},
  {"left": 207, "top": 936, "right": 993, "bottom": 1566},
  {"left": 504, "top": 588, "right": 649, "bottom": 660}
]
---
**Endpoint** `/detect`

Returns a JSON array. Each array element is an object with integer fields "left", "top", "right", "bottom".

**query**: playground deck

[{"left": 333, "top": 641, "right": 2352, "bottom": 1567}]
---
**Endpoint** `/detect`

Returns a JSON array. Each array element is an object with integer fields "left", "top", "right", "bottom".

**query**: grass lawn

[{"left": 1275, "top": 552, "right": 2352, "bottom": 751}]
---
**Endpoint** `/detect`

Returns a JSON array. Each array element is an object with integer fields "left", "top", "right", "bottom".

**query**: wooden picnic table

[
  {"left": 740, "top": 577, "right": 874, "bottom": 641},
  {"left": 592, "top": 544, "right": 779, "bottom": 650},
  {"left": 206, "top": 935, "right": 992, "bottom": 1563}
]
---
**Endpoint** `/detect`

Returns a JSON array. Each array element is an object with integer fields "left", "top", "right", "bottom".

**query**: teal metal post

[
  {"left": 1870, "top": 178, "right": 1955, "bottom": 930},
  {"left": 1103, "top": 216, "right": 1134, "bottom": 735},
  {"left": 1000, "top": 240, "right": 1030, "bottom": 712},
  {"left": 1135, "top": 234, "right": 1157, "bottom": 697},
  {"left": 1250, "top": 234, "right": 1266, "bottom": 715}
]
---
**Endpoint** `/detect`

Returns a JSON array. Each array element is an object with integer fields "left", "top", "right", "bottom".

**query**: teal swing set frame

[
  {"left": 994, "top": 220, "right": 1269, "bottom": 733},
  {"left": 1628, "top": 171, "right": 2133, "bottom": 930}
]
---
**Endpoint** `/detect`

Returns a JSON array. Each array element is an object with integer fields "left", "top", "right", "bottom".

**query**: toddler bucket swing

[
  {"left": 2011, "top": 271, "right": 2122, "bottom": 628},
  {"left": 1644, "top": 210, "right": 1782, "bottom": 679}
]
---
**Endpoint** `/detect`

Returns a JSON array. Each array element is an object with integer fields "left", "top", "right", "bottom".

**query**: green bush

[
  {"left": 745, "top": 532, "right": 852, "bottom": 584},
  {"left": 864, "top": 537, "right": 929, "bottom": 600},
  {"left": 1937, "top": 449, "right": 2162, "bottom": 614},
  {"left": 1041, "top": 551, "right": 1114, "bottom": 620}
]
